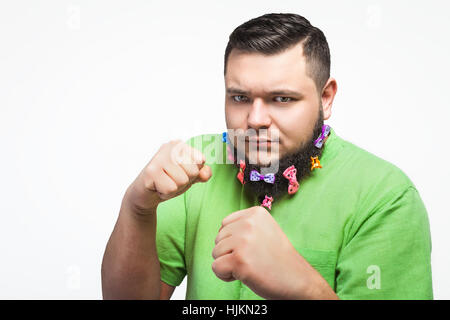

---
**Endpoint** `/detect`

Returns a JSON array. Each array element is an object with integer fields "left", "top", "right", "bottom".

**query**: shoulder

[
  {"left": 331, "top": 133, "right": 416, "bottom": 194},
  {"left": 329, "top": 132, "right": 423, "bottom": 216},
  {"left": 331, "top": 133, "right": 428, "bottom": 231}
]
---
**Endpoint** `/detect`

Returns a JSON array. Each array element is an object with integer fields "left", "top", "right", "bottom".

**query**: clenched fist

[
  {"left": 124, "top": 139, "right": 212, "bottom": 215},
  {"left": 212, "top": 206, "right": 337, "bottom": 300}
]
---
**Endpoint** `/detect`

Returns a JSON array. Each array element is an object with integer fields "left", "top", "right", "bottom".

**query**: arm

[
  {"left": 160, "top": 281, "right": 175, "bottom": 299},
  {"left": 101, "top": 195, "right": 161, "bottom": 299},
  {"left": 102, "top": 199, "right": 176, "bottom": 299},
  {"left": 101, "top": 140, "right": 211, "bottom": 299}
]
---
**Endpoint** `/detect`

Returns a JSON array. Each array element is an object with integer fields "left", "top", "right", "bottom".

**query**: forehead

[{"left": 225, "top": 42, "right": 315, "bottom": 93}]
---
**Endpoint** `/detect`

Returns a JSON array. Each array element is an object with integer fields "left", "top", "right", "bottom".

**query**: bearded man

[{"left": 102, "top": 13, "right": 433, "bottom": 300}]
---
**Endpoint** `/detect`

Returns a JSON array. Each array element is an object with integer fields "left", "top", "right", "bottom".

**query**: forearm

[
  {"left": 101, "top": 196, "right": 161, "bottom": 299},
  {"left": 301, "top": 274, "right": 340, "bottom": 300},
  {"left": 296, "top": 256, "right": 339, "bottom": 300}
]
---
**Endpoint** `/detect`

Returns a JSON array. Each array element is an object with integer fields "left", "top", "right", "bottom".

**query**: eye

[
  {"left": 232, "top": 95, "right": 249, "bottom": 103},
  {"left": 274, "top": 96, "right": 293, "bottom": 103}
]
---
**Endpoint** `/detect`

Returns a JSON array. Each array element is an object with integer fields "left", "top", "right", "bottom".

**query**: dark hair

[{"left": 224, "top": 13, "right": 330, "bottom": 92}]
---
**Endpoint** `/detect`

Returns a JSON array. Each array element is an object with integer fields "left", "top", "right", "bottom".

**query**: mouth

[
  {"left": 251, "top": 141, "right": 272, "bottom": 147},
  {"left": 246, "top": 138, "right": 276, "bottom": 145},
  {"left": 246, "top": 137, "right": 272, "bottom": 142},
  {"left": 245, "top": 140, "right": 280, "bottom": 153}
]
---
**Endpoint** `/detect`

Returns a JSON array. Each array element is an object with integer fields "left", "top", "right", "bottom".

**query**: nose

[{"left": 247, "top": 97, "right": 272, "bottom": 130}]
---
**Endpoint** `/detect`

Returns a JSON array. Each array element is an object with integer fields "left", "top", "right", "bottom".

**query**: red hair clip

[
  {"left": 283, "top": 165, "right": 299, "bottom": 195},
  {"left": 237, "top": 160, "right": 245, "bottom": 185},
  {"left": 261, "top": 195, "right": 273, "bottom": 210}
]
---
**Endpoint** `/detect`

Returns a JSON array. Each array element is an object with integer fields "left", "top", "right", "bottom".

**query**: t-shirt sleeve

[
  {"left": 335, "top": 186, "right": 433, "bottom": 299},
  {"left": 155, "top": 185, "right": 187, "bottom": 287}
]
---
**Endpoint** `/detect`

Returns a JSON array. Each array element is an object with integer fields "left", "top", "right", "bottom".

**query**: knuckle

[
  {"left": 143, "top": 166, "right": 158, "bottom": 189},
  {"left": 144, "top": 163, "right": 159, "bottom": 178},
  {"left": 186, "top": 146, "right": 203, "bottom": 163},
  {"left": 239, "top": 234, "right": 250, "bottom": 247},
  {"left": 243, "top": 218, "right": 254, "bottom": 231},
  {"left": 251, "top": 205, "right": 263, "bottom": 214}
]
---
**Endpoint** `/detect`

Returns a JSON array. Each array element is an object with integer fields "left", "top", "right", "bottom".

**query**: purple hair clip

[
  {"left": 314, "top": 125, "right": 331, "bottom": 149},
  {"left": 250, "top": 170, "right": 275, "bottom": 184}
]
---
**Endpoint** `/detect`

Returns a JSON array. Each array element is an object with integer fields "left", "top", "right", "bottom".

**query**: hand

[
  {"left": 212, "top": 206, "right": 337, "bottom": 299},
  {"left": 124, "top": 139, "right": 212, "bottom": 215}
]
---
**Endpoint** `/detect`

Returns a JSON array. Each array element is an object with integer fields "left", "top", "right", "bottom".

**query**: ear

[{"left": 320, "top": 78, "right": 338, "bottom": 120}]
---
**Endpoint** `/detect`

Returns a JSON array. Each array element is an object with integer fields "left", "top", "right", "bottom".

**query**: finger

[
  {"left": 176, "top": 150, "right": 201, "bottom": 181},
  {"left": 212, "top": 235, "right": 236, "bottom": 259},
  {"left": 162, "top": 160, "right": 190, "bottom": 188},
  {"left": 211, "top": 253, "right": 236, "bottom": 282},
  {"left": 172, "top": 142, "right": 205, "bottom": 169},
  {"left": 152, "top": 168, "right": 178, "bottom": 200},
  {"left": 194, "top": 165, "right": 212, "bottom": 183},
  {"left": 221, "top": 209, "right": 249, "bottom": 228},
  {"left": 215, "top": 221, "right": 240, "bottom": 244},
  {"left": 186, "top": 146, "right": 206, "bottom": 167}
]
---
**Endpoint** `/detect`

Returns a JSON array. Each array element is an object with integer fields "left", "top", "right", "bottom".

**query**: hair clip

[
  {"left": 310, "top": 156, "right": 322, "bottom": 171},
  {"left": 250, "top": 170, "right": 275, "bottom": 184},
  {"left": 314, "top": 125, "right": 331, "bottom": 149},
  {"left": 283, "top": 165, "right": 299, "bottom": 195},
  {"left": 261, "top": 195, "right": 274, "bottom": 210},
  {"left": 237, "top": 159, "right": 246, "bottom": 185},
  {"left": 222, "top": 131, "right": 230, "bottom": 144}
]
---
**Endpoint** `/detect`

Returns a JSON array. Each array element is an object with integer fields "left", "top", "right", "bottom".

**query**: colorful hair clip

[
  {"left": 222, "top": 131, "right": 230, "bottom": 144},
  {"left": 283, "top": 165, "right": 299, "bottom": 195},
  {"left": 261, "top": 195, "right": 274, "bottom": 210},
  {"left": 250, "top": 170, "right": 275, "bottom": 184},
  {"left": 314, "top": 125, "right": 331, "bottom": 149},
  {"left": 310, "top": 156, "right": 322, "bottom": 171},
  {"left": 237, "top": 160, "right": 246, "bottom": 185}
]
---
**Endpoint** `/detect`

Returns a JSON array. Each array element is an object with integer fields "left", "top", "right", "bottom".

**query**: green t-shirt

[{"left": 155, "top": 128, "right": 433, "bottom": 299}]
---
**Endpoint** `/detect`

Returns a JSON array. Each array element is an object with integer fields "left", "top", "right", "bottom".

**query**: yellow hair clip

[{"left": 310, "top": 156, "right": 322, "bottom": 171}]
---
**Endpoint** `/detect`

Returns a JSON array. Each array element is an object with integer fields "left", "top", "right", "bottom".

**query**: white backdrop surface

[{"left": 0, "top": 0, "right": 449, "bottom": 299}]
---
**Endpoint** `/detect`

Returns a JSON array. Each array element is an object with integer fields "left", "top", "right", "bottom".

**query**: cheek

[
  {"left": 273, "top": 104, "right": 317, "bottom": 150},
  {"left": 225, "top": 104, "right": 247, "bottom": 129}
]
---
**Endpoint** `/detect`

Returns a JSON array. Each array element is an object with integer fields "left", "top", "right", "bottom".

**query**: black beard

[{"left": 230, "top": 107, "right": 325, "bottom": 203}]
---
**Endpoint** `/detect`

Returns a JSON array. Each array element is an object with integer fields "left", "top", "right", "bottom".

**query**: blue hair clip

[{"left": 222, "top": 131, "right": 230, "bottom": 144}]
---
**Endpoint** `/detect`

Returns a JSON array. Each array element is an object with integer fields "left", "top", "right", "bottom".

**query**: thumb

[{"left": 196, "top": 165, "right": 212, "bottom": 183}]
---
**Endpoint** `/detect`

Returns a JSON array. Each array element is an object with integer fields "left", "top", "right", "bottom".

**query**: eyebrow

[{"left": 226, "top": 87, "right": 304, "bottom": 98}]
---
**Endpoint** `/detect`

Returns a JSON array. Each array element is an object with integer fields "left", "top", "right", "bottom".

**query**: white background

[{"left": 0, "top": 0, "right": 449, "bottom": 299}]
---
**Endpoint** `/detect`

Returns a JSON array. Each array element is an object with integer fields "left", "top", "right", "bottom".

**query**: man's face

[{"left": 225, "top": 42, "right": 321, "bottom": 167}]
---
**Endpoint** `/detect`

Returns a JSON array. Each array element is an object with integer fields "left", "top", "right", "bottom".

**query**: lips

[
  {"left": 246, "top": 138, "right": 272, "bottom": 143},
  {"left": 246, "top": 139, "right": 275, "bottom": 148}
]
